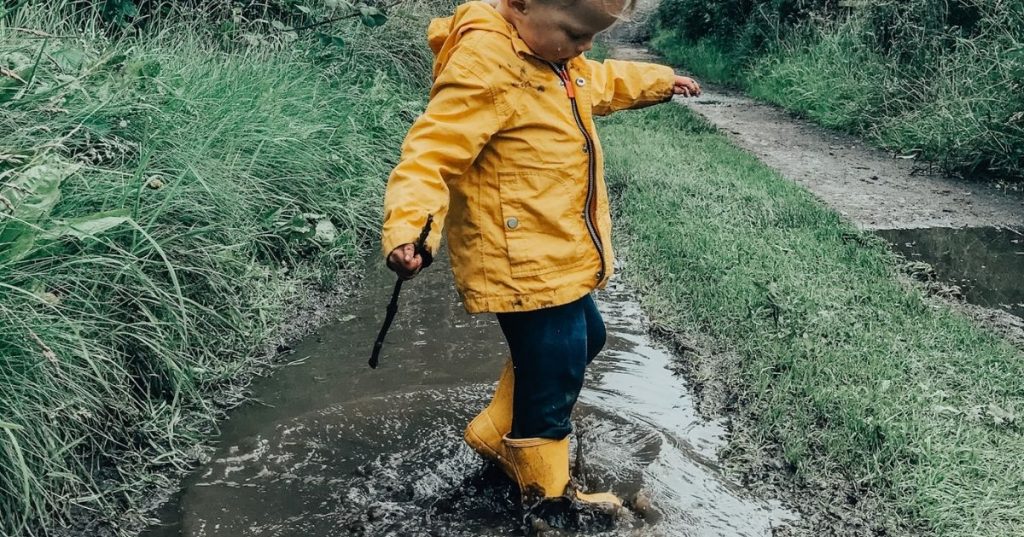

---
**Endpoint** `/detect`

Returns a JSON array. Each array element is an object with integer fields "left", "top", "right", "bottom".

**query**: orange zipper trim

[{"left": 549, "top": 62, "right": 606, "bottom": 282}]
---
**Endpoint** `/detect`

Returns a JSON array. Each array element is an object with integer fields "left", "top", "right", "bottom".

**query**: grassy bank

[
  {"left": 600, "top": 104, "right": 1024, "bottom": 536},
  {"left": 0, "top": 4, "right": 440, "bottom": 534},
  {"left": 651, "top": 0, "right": 1024, "bottom": 181}
]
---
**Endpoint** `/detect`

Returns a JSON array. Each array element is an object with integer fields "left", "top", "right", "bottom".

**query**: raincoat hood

[{"left": 427, "top": 2, "right": 529, "bottom": 78}]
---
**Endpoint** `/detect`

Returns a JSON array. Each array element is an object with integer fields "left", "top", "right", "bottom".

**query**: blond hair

[{"left": 538, "top": 0, "right": 638, "bottom": 19}]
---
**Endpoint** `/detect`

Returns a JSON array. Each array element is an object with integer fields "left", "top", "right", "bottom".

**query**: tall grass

[
  {"left": 653, "top": 0, "right": 1024, "bottom": 180},
  {"left": 0, "top": 2, "right": 439, "bottom": 534},
  {"left": 650, "top": 33, "right": 744, "bottom": 86},
  {"left": 601, "top": 104, "right": 1024, "bottom": 537}
]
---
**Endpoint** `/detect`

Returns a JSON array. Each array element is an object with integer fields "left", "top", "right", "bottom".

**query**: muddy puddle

[
  {"left": 141, "top": 256, "right": 794, "bottom": 536},
  {"left": 876, "top": 227, "right": 1024, "bottom": 319}
]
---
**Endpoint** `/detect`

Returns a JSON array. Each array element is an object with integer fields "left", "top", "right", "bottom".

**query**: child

[{"left": 382, "top": 0, "right": 700, "bottom": 518}]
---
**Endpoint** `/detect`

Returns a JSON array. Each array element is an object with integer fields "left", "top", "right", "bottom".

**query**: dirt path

[{"left": 611, "top": 44, "right": 1024, "bottom": 231}]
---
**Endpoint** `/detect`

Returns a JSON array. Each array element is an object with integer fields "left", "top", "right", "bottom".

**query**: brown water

[
  {"left": 876, "top": 227, "right": 1024, "bottom": 319},
  {"left": 141, "top": 256, "right": 795, "bottom": 536}
]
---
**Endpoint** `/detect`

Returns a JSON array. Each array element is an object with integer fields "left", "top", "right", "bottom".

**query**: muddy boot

[
  {"left": 464, "top": 359, "right": 515, "bottom": 476},
  {"left": 502, "top": 435, "right": 621, "bottom": 525}
]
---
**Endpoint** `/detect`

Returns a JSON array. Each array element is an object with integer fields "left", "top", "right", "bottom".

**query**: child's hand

[
  {"left": 673, "top": 76, "right": 701, "bottom": 97},
  {"left": 387, "top": 243, "right": 425, "bottom": 280}
]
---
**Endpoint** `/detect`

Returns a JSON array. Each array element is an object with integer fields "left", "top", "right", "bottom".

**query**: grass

[
  {"left": 649, "top": 32, "right": 744, "bottom": 87},
  {"left": 0, "top": 3, "right": 442, "bottom": 534},
  {"left": 651, "top": 15, "right": 1024, "bottom": 180},
  {"left": 599, "top": 104, "right": 1024, "bottom": 536}
]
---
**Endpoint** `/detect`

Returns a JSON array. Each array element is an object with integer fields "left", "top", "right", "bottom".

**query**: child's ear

[{"left": 508, "top": 0, "right": 529, "bottom": 14}]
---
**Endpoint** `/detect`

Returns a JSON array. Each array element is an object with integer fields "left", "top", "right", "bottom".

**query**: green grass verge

[
  {"left": 600, "top": 104, "right": 1024, "bottom": 536},
  {"left": 649, "top": 31, "right": 744, "bottom": 87},
  {"left": 0, "top": 5, "right": 439, "bottom": 534}
]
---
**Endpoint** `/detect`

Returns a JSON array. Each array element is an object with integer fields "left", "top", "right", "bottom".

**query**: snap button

[
  {"left": 582, "top": 144, "right": 589, "bottom": 154},
  {"left": 575, "top": 77, "right": 585, "bottom": 87},
  {"left": 506, "top": 217, "right": 519, "bottom": 230}
]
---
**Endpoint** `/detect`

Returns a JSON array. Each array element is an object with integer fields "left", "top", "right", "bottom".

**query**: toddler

[{"left": 382, "top": 0, "right": 700, "bottom": 520}]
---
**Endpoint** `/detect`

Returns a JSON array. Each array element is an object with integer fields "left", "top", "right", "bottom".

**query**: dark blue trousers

[{"left": 496, "top": 294, "right": 606, "bottom": 439}]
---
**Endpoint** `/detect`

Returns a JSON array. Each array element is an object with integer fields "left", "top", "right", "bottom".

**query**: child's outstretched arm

[
  {"left": 382, "top": 53, "right": 505, "bottom": 278},
  {"left": 586, "top": 58, "right": 700, "bottom": 117}
]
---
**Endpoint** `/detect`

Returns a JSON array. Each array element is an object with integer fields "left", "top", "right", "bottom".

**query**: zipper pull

[{"left": 557, "top": 66, "right": 576, "bottom": 99}]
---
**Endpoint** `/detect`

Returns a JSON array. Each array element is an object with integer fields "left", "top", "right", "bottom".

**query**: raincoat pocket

[{"left": 497, "top": 170, "right": 588, "bottom": 278}]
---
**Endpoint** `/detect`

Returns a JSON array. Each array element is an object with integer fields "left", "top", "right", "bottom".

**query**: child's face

[{"left": 501, "top": 0, "right": 624, "bottom": 64}]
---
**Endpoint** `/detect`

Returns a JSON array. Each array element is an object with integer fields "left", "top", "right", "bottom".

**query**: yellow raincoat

[{"left": 382, "top": 1, "right": 676, "bottom": 313}]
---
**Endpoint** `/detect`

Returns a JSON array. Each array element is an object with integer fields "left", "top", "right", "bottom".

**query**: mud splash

[
  {"left": 877, "top": 227, "right": 1024, "bottom": 319},
  {"left": 141, "top": 257, "right": 794, "bottom": 536}
]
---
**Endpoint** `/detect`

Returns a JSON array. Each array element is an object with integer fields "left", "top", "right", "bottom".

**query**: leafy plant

[
  {"left": 100, "top": 0, "right": 138, "bottom": 27},
  {"left": 0, "top": 155, "right": 80, "bottom": 264}
]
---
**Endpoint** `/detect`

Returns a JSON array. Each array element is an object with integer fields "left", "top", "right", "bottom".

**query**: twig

[{"left": 1, "top": 68, "right": 27, "bottom": 84}]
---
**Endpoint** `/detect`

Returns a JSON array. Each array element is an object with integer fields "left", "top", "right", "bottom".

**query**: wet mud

[
  {"left": 878, "top": 227, "right": 1024, "bottom": 319},
  {"left": 140, "top": 256, "right": 794, "bottom": 537}
]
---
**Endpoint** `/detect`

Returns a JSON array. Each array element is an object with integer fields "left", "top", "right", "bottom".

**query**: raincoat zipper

[{"left": 549, "top": 62, "right": 606, "bottom": 283}]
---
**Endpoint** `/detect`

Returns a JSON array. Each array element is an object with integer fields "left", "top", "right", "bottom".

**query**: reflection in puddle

[
  {"left": 141, "top": 259, "right": 795, "bottom": 536},
  {"left": 876, "top": 227, "right": 1024, "bottom": 318}
]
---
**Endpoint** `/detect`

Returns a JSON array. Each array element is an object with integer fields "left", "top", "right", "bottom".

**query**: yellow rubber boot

[
  {"left": 464, "top": 359, "right": 515, "bottom": 476},
  {"left": 502, "top": 436, "right": 621, "bottom": 513}
]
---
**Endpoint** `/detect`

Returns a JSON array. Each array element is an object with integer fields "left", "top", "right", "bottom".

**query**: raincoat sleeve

[
  {"left": 381, "top": 56, "right": 505, "bottom": 259},
  {"left": 585, "top": 59, "right": 676, "bottom": 117}
]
